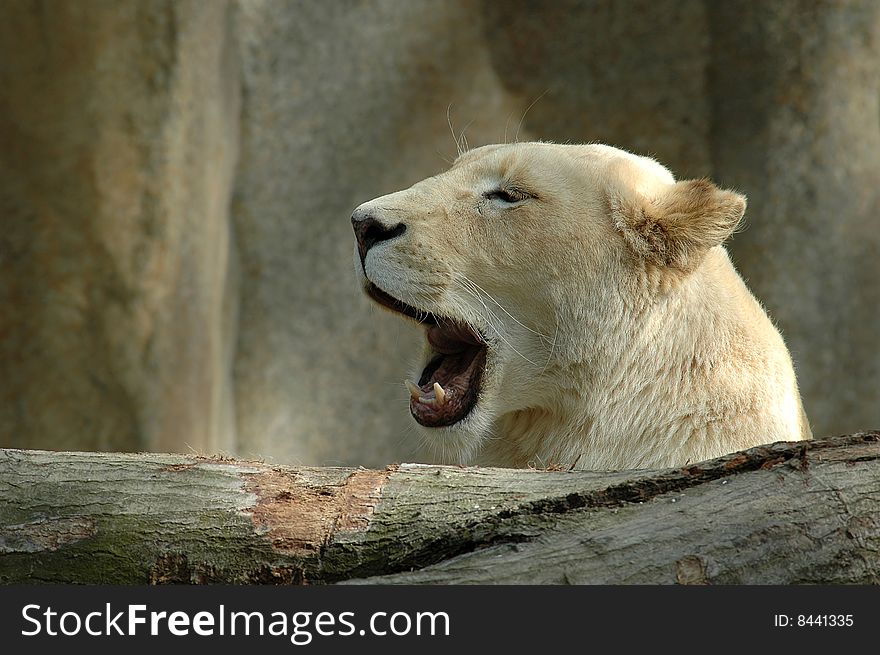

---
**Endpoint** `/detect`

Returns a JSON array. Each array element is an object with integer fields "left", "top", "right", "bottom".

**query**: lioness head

[{"left": 352, "top": 142, "right": 806, "bottom": 469}]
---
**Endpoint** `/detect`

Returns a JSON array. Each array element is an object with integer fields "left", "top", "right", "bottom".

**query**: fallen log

[{"left": 0, "top": 432, "right": 878, "bottom": 584}]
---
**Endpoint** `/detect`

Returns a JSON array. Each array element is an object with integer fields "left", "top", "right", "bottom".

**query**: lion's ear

[{"left": 610, "top": 179, "right": 746, "bottom": 271}]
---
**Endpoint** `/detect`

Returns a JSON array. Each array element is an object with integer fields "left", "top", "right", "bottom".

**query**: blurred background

[{"left": 0, "top": 0, "right": 877, "bottom": 467}]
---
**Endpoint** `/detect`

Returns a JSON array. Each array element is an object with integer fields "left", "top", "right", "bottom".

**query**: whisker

[
  {"left": 448, "top": 287, "right": 533, "bottom": 368},
  {"left": 446, "top": 103, "right": 463, "bottom": 158},
  {"left": 453, "top": 277, "right": 504, "bottom": 333},
  {"left": 537, "top": 317, "right": 559, "bottom": 378},
  {"left": 456, "top": 273, "right": 550, "bottom": 340},
  {"left": 452, "top": 276, "right": 542, "bottom": 368},
  {"left": 503, "top": 109, "right": 517, "bottom": 145},
  {"left": 458, "top": 118, "right": 476, "bottom": 154},
  {"left": 515, "top": 89, "right": 549, "bottom": 143},
  {"left": 435, "top": 148, "right": 454, "bottom": 166}
]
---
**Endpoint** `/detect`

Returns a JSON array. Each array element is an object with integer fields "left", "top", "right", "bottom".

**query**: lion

[{"left": 351, "top": 142, "right": 811, "bottom": 470}]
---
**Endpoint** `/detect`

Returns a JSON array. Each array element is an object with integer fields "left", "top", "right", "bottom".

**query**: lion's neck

[{"left": 483, "top": 249, "right": 773, "bottom": 470}]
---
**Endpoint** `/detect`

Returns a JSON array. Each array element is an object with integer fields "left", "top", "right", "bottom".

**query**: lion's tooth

[
  {"left": 433, "top": 382, "right": 447, "bottom": 406},
  {"left": 405, "top": 380, "right": 422, "bottom": 400}
]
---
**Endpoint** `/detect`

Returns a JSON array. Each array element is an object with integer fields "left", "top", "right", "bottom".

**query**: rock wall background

[{"left": 1, "top": 0, "right": 877, "bottom": 466}]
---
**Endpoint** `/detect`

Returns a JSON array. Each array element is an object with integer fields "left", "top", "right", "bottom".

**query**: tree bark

[{"left": 0, "top": 432, "right": 878, "bottom": 584}]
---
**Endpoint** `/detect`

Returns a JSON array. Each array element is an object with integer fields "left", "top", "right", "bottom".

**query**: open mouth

[{"left": 365, "top": 282, "right": 487, "bottom": 427}]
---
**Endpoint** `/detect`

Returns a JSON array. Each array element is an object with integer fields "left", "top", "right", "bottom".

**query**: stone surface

[
  {"left": 0, "top": 0, "right": 239, "bottom": 453},
  {"left": 483, "top": 0, "right": 712, "bottom": 178},
  {"left": 708, "top": 0, "right": 880, "bottom": 436},
  {"left": 0, "top": 0, "right": 877, "bottom": 465}
]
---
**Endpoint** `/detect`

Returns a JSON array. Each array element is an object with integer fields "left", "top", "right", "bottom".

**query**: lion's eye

[{"left": 484, "top": 188, "right": 528, "bottom": 204}]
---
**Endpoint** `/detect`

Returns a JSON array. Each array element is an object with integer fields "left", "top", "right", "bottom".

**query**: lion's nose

[{"left": 351, "top": 208, "right": 406, "bottom": 265}]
